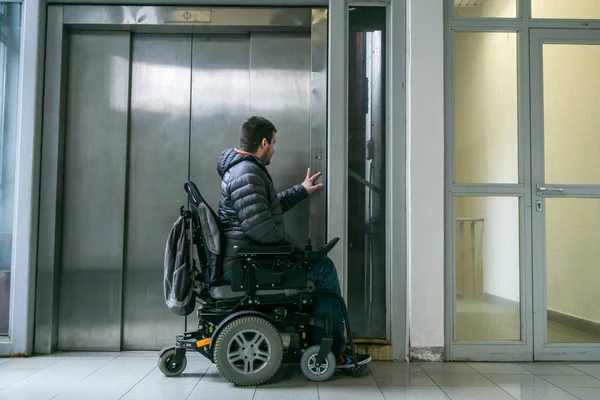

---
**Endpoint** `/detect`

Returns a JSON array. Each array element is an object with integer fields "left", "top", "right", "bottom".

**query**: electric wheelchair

[{"left": 158, "top": 181, "right": 367, "bottom": 386}]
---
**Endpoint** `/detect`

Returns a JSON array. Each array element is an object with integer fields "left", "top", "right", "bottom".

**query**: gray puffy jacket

[{"left": 216, "top": 148, "right": 308, "bottom": 257}]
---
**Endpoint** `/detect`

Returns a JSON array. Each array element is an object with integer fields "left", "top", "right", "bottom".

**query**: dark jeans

[
  {"left": 221, "top": 256, "right": 346, "bottom": 356},
  {"left": 306, "top": 256, "right": 347, "bottom": 356}
]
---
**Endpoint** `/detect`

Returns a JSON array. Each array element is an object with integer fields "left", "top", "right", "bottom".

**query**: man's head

[{"left": 239, "top": 116, "right": 277, "bottom": 165}]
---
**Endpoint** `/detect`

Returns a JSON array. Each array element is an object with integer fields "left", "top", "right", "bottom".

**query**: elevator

[{"left": 35, "top": 6, "right": 327, "bottom": 351}]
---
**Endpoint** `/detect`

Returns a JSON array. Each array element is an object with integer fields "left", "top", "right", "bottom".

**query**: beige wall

[
  {"left": 455, "top": 0, "right": 600, "bottom": 19},
  {"left": 532, "top": 0, "right": 600, "bottom": 19},
  {"left": 454, "top": 0, "right": 516, "bottom": 18}
]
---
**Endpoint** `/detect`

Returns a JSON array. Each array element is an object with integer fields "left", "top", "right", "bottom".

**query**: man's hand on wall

[{"left": 301, "top": 168, "right": 323, "bottom": 194}]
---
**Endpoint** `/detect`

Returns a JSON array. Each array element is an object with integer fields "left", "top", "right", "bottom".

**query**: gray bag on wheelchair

[{"left": 163, "top": 215, "right": 196, "bottom": 316}]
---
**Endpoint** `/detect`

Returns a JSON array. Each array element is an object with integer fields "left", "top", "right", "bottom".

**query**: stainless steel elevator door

[
  {"left": 122, "top": 34, "right": 192, "bottom": 350},
  {"left": 58, "top": 30, "right": 131, "bottom": 351},
  {"left": 57, "top": 30, "right": 316, "bottom": 351},
  {"left": 189, "top": 33, "right": 312, "bottom": 244}
]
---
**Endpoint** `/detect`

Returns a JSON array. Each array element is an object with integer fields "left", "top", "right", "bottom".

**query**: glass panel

[
  {"left": 546, "top": 199, "right": 600, "bottom": 344},
  {"left": 0, "top": 2, "right": 21, "bottom": 336},
  {"left": 533, "top": 0, "right": 600, "bottom": 19},
  {"left": 454, "top": 0, "right": 518, "bottom": 18},
  {"left": 543, "top": 44, "right": 600, "bottom": 185},
  {"left": 347, "top": 7, "right": 387, "bottom": 339},
  {"left": 454, "top": 32, "right": 519, "bottom": 184},
  {"left": 455, "top": 196, "right": 521, "bottom": 342}
]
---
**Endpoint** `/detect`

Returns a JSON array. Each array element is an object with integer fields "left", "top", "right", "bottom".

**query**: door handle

[{"left": 536, "top": 184, "right": 563, "bottom": 195}]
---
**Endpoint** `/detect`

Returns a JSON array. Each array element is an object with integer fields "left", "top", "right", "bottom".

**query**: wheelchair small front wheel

[
  {"left": 300, "top": 345, "right": 337, "bottom": 382},
  {"left": 158, "top": 348, "right": 187, "bottom": 377}
]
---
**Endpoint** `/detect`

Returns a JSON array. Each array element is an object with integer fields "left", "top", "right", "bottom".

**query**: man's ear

[{"left": 261, "top": 137, "right": 269, "bottom": 148}]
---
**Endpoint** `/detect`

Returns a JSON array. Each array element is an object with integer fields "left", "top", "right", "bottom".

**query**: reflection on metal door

[
  {"left": 531, "top": 29, "right": 600, "bottom": 361},
  {"left": 55, "top": 26, "right": 324, "bottom": 350}
]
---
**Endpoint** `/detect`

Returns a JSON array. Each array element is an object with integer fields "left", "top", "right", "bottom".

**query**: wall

[
  {"left": 532, "top": 0, "right": 600, "bottom": 19},
  {"left": 407, "top": 0, "right": 445, "bottom": 355}
]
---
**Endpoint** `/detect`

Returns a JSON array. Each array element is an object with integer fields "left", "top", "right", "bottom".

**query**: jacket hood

[{"left": 217, "top": 148, "right": 264, "bottom": 178}]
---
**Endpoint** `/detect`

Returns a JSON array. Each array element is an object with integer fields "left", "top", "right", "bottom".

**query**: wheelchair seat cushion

[{"left": 209, "top": 279, "right": 316, "bottom": 300}]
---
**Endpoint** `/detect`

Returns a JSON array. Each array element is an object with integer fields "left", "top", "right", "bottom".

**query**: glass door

[{"left": 531, "top": 29, "right": 600, "bottom": 361}]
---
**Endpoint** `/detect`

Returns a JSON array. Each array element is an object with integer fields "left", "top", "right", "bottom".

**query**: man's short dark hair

[{"left": 240, "top": 116, "right": 277, "bottom": 153}]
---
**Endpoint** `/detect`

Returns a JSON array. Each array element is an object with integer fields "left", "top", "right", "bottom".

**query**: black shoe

[{"left": 336, "top": 349, "right": 372, "bottom": 369}]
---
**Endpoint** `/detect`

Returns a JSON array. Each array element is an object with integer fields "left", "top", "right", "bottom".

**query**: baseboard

[
  {"left": 546, "top": 309, "right": 600, "bottom": 336},
  {"left": 483, "top": 292, "right": 519, "bottom": 307},
  {"left": 483, "top": 292, "right": 600, "bottom": 336},
  {"left": 409, "top": 347, "right": 444, "bottom": 362}
]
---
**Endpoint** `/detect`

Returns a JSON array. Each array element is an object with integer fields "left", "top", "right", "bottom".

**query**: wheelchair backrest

[{"left": 184, "top": 181, "right": 223, "bottom": 284}]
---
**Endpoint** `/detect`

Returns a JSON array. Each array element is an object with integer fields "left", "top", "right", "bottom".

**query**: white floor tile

[
  {"left": 380, "top": 386, "right": 451, "bottom": 400},
  {"left": 0, "top": 369, "right": 39, "bottom": 389},
  {"left": 502, "top": 386, "right": 578, "bottom": 400},
  {"left": 3, "top": 354, "right": 600, "bottom": 400},
  {"left": 571, "top": 364, "right": 600, "bottom": 377},
  {"left": 419, "top": 363, "right": 479, "bottom": 375},
  {"left": 187, "top": 381, "right": 257, "bottom": 400},
  {"left": 318, "top": 384, "right": 385, "bottom": 400},
  {"left": 370, "top": 362, "right": 424, "bottom": 375},
  {"left": 439, "top": 386, "right": 515, "bottom": 400},
  {"left": 470, "top": 363, "right": 532, "bottom": 374},
  {"left": 518, "top": 363, "right": 585, "bottom": 375},
  {"left": 563, "top": 387, "right": 600, "bottom": 400},
  {"left": 428, "top": 373, "right": 494, "bottom": 386},
  {"left": 374, "top": 371, "right": 437, "bottom": 387},
  {"left": 538, "top": 374, "right": 600, "bottom": 388},
  {"left": 0, "top": 356, "right": 64, "bottom": 370},
  {"left": 484, "top": 373, "right": 556, "bottom": 386}
]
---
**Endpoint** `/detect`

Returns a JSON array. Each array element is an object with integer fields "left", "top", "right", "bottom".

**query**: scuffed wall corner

[{"left": 409, "top": 346, "right": 444, "bottom": 362}]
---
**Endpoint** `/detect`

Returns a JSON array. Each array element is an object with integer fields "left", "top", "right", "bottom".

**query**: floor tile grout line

[
  {"left": 530, "top": 371, "right": 589, "bottom": 399},
  {"left": 417, "top": 363, "right": 452, "bottom": 399},
  {"left": 49, "top": 358, "right": 113, "bottom": 400},
  {"left": 420, "top": 363, "right": 521, "bottom": 399},
  {"left": 567, "top": 363, "right": 600, "bottom": 381},
  {"left": 186, "top": 363, "right": 219, "bottom": 400},
  {"left": 369, "top": 368, "right": 391, "bottom": 400},
  {"left": 0, "top": 356, "right": 67, "bottom": 392},
  {"left": 118, "top": 365, "right": 158, "bottom": 400}
]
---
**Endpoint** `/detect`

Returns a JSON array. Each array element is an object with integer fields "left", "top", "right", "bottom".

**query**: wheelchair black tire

[
  {"left": 158, "top": 348, "right": 187, "bottom": 377},
  {"left": 300, "top": 345, "right": 336, "bottom": 382},
  {"left": 213, "top": 315, "right": 283, "bottom": 386}
]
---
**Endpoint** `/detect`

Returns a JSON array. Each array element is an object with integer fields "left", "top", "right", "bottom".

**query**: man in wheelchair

[{"left": 159, "top": 116, "right": 371, "bottom": 386}]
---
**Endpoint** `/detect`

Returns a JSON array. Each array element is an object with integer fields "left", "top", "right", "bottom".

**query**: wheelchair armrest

[{"left": 233, "top": 244, "right": 296, "bottom": 256}]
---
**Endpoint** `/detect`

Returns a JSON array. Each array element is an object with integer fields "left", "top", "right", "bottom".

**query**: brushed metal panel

[
  {"left": 122, "top": 34, "right": 191, "bottom": 350},
  {"left": 249, "top": 33, "right": 313, "bottom": 246},
  {"left": 35, "top": 5, "right": 66, "bottom": 354},
  {"left": 62, "top": 6, "right": 311, "bottom": 29},
  {"left": 189, "top": 34, "right": 250, "bottom": 208},
  {"left": 58, "top": 30, "right": 130, "bottom": 351},
  {"left": 310, "top": 9, "right": 328, "bottom": 248}
]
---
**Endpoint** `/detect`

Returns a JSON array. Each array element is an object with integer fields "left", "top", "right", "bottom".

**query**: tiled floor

[{"left": 3, "top": 353, "right": 600, "bottom": 400}]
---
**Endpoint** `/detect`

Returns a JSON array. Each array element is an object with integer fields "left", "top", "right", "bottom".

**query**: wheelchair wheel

[
  {"left": 300, "top": 345, "right": 336, "bottom": 382},
  {"left": 158, "top": 348, "right": 187, "bottom": 377},
  {"left": 213, "top": 316, "right": 283, "bottom": 386}
]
